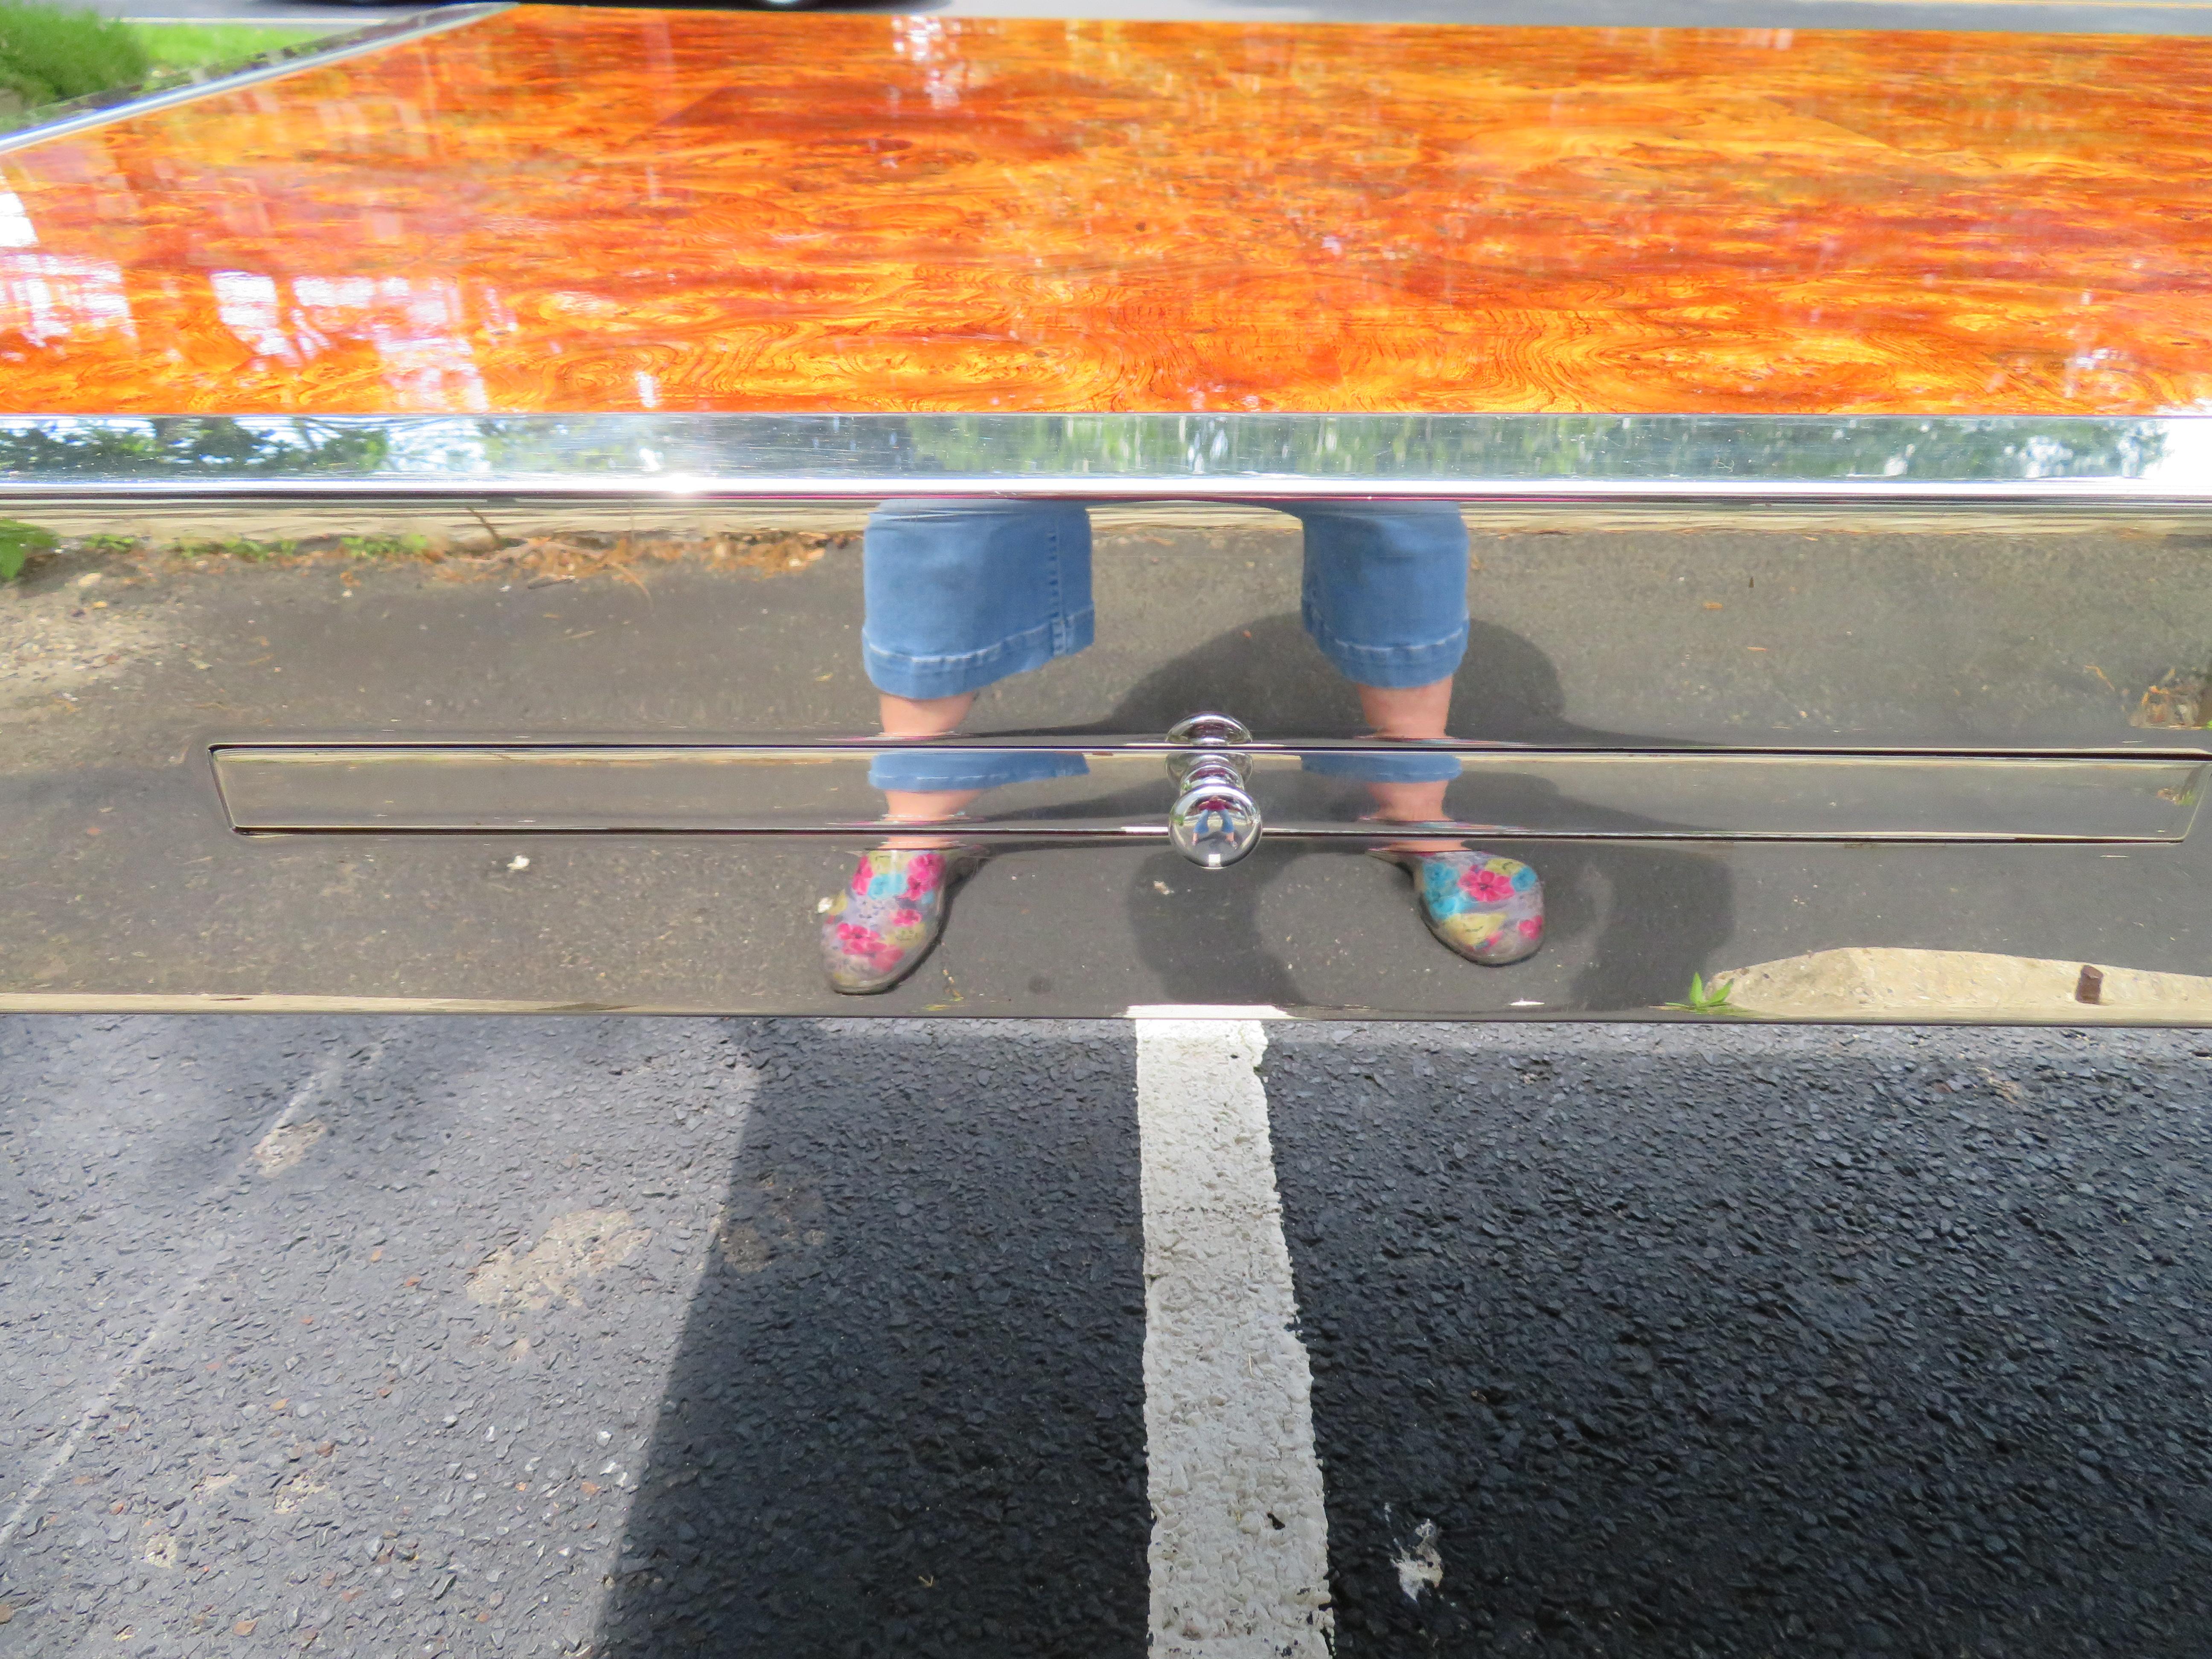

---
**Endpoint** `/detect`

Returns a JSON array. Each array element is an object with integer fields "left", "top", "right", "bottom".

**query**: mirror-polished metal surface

[
  {"left": 9, "top": 493, "right": 2212, "bottom": 1020},
  {"left": 7, "top": 11, "right": 2212, "bottom": 1020},
  {"left": 209, "top": 744, "right": 2207, "bottom": 844},
  {"left": 0, "top": 414, "right": 2202, "bottom": 504}
]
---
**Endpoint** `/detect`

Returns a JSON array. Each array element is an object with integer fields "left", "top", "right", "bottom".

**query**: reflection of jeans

[{"left": 864, "top": 499, "right": 1470, "bottom": 794}]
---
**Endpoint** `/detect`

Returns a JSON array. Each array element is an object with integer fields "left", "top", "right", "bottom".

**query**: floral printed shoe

[
  {"left": 1377, "top": 847, "right": 1545, "bottom": 966},
  {"left": 818, "top": 846, "right": 975, "bottom": 995}
]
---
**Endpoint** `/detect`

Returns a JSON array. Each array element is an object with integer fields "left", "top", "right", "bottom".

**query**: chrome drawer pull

[{"left": 1166, "top": 713, "right": 1262, "bottom": 868}]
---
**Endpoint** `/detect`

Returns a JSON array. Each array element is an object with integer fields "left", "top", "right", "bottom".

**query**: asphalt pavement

[{"left": 4, "top": 1014, "right": 2209, "bottom": 1656}]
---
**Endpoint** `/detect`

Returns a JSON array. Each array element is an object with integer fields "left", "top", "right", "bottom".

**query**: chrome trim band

[
  {"left": 210, "top": 743, "right": 2210, "bottom": 845},
  {"left": 0, "top": 6, "right": 511, "bottom": 157},
  {"left": 0, "top": 414, "right": 2206, "bottom": 504}
]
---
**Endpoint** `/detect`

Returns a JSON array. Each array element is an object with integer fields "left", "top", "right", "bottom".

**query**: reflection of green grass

[
  {"left": 128, "top": 20, "right": 334, "bottom": 79},
  {"left": 0, "top": 3, "right": 146, "bottom": 109},
  {"left": 0, "top": 5, "right": 335, "bottom": 118}
]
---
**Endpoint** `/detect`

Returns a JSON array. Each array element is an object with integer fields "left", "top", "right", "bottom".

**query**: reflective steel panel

[
  {"left": 0, "top": 413, "right": 2201, "bottom": 504},
  {"left": 4, "top": 484, "right": 2212, "bottom": 1020},
  {"left": 211, "top": 744, "right": 2206, "bottom": 844}
]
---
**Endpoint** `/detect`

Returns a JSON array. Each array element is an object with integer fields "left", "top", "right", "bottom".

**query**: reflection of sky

[
  {"left": 213, "top": 273, "right": 491, "bottom": 409},
  {"left": 2144, "top": 417, "right": 2212, "bottom": 491},
  {"left": 0, "top": 254, "right": 132, "bottom": 347},
  {"left": 187, "top": 268, "right": 489, "bottom": 410},
  {"left": 0, "top": 245, "right": 492, "bottom": 408},
  {"left": 0, "top": 190, "right": 37, "bottom": 249},
  {"left": 291, "top": 275, "right": 489, "bottom": 411},
  {"left": 211, "top": 271, "right": 291, "bottom": 361}
]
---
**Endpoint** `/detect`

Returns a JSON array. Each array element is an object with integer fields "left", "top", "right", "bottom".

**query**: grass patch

[
  {"left": 0, "top": 3, "right": 147, "bottom": 110},
  {"left": 0, "top": 517, "right": 55, "bottom": 580},
  {"left": 171, "top": 536, "right": 298, "bottom": 563},
  {"left": 165, "top": 533, "right": 428, "bottom": 562},
  {"left": 0, "top": 4, "right": 337, "bottom": 118},
  {"left": 127, "top": 20, "right": 335, "bottom": 79},
  {"left": 1664, "top": 971, "right": 1741, "bottom": 1015}
]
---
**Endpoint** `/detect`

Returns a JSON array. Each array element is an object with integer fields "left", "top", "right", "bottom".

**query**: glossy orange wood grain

[{"left": 3, "top": 8, "right": 2210, "bottom": 415}]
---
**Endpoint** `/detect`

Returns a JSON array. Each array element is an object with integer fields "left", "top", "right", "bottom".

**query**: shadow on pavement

[
  {"left": 1094, "top": 613, "right": 1735, "bottom": 1012},
  {"left": 591, "top": 1021, "right": 1148, "bottom": 1658}
]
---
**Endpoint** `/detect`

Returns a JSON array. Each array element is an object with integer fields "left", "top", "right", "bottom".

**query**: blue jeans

[{"left": 862, "top": 499, "right": 1470, "bottom": 793}]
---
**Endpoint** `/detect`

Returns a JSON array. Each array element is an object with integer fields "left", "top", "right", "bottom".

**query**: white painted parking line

[{"left": 1131, "top": 1009, "right": 1333, "bottom": 1659}]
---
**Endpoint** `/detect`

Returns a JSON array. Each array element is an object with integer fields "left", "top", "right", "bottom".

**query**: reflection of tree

[
  {"left": 900, "top": 413, "right": 2168, "bottom": 484},
  {"left": 0, "top": 413, "right": 2168, "bottom": 486},
  {"left": 0, "top": 416, "right": 389, "bottom": 476},
  {"left": 468, "top": 416, "right": 919, "bottom": 478}
]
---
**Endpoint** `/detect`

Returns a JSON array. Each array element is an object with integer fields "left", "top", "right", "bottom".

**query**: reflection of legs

[
  {"left": 1292, "top": 495, "right": 1469, "bottom": 832},
  {"left": 865, "top": 498, "right": 1094, "bottom": 825},
  {"left": 1291, "top": 501, "right": 1543, "bottom": 965},
  {"left": 1355, "top": 675, "right": 1455, "bottom": 830},
  {"left": 1292, "top": 497, "right": 1471, "bottom": 826},
  {"left": 862, "top": 499, "right": 1094, "bottom": 707},
  {"left": 877, "top": 691, "right": 980, "bottom": 829},
  {"left": 863, "top": 495, "right": 1094, "bottom": 821},
  {"left": 824, "top": 500, "right": 1096, "bottom": 993}
]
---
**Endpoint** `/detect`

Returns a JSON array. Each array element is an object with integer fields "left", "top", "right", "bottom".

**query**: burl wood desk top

[{"left": 1, "top": 7, "right": 2207, "bottom": 416}]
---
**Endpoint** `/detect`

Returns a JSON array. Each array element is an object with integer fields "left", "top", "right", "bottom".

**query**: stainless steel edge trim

[
  {"left": 208, "top": 744, "right": 2209, "bottom": 844},
  {"left": 2, "top": 480, "right": 2206, "bottom": 506},
  {"left": 0, "top": 414, "right": 2205, "bottom": 503},
  {"left": 223, "top": 831, "right": 2194, "bottom": 844},
  {"left": 0, "top": 5, "right": 512, "bottom": 157},
  {"left": 204, "top": 739, "right": 2212, "bottom": 758}
]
